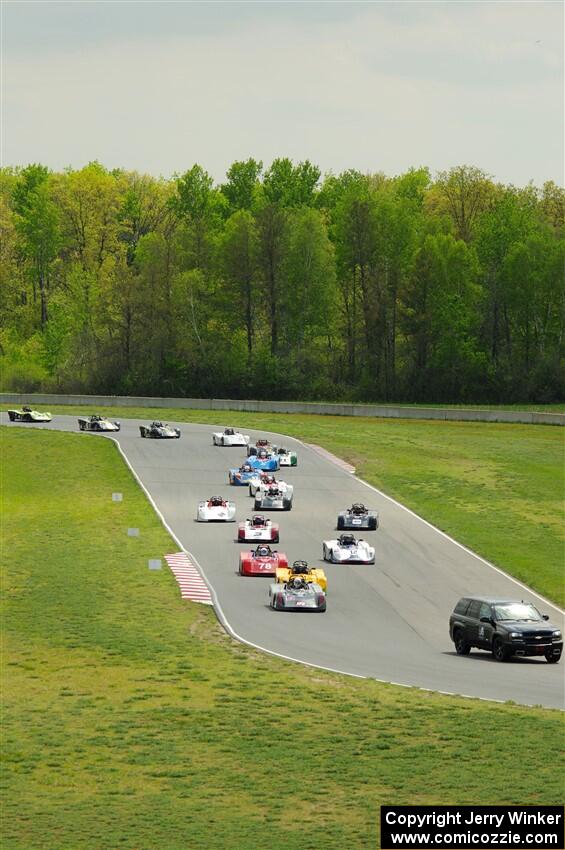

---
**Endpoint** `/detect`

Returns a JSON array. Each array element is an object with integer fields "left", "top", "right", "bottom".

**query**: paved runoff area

[{"left": 3, "top": 413, "right": 564, "bottom": 710}]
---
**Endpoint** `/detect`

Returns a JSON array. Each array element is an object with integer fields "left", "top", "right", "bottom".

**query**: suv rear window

[
  {"left": 454, "top": 598, "right": 470, "bottom": 615},
  {"left": 467, "top": 600, "right": 482, "bottom": 619}
]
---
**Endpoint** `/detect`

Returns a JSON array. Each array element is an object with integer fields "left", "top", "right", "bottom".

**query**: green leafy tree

[
  {"left": 263, "top": 158, "right": 321, "bottom": 207},
  {"left": 12, "top": 166, "right": 61, "bottom": 327},
  {"left": 283, "top": 207, "right": 336, "bottom": 348},
  {"left": 255, "top": 202, "right": 289, "bottom": 355},
  {"left": 403, "top": 233, "right": 482, "bottom": 400},
  {"left": 221, "top": 159, "right": 263, "bottom": 213},
  {"left": 118, "top": 173, "right": 173, "bottom": 265},
  {"left": 435, "top": 165, "right": 493, "bottom": 242},
  {"left": 220, "top": 210, "right": 258, "bottom": 355},
  {"left": 171, "top": 164, "right": 226, "bottom": 272}
]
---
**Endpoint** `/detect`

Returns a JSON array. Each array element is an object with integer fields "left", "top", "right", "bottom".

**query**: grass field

[
  {"left": 2, "top": 427, "right": 564, "bottom": 850},
  {"left": 7, "top": 403, "right": 563, "bottom": 606}
]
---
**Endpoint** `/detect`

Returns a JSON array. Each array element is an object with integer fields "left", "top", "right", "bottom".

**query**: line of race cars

[
  {"left": 200, "top": 428, "right": 380, "bottom": 613},
  {"left": 8, "top": 411, "right": 562, "bottom": 660}
]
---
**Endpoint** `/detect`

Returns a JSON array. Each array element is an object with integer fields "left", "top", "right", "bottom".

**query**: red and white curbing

[
  {"left": 306, "top": 443, "right": 356, "bottom": 474},
  {"left": 165, "top": 552, "right": 213, "bottom": 605}
]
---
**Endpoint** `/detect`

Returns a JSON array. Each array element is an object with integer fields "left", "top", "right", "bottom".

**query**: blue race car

[
  {"left": 228, "top": 463, "right": 261, "bottom": 486},
  {"left": 247, "top": 449, "right": 279, "bottom": 472}
]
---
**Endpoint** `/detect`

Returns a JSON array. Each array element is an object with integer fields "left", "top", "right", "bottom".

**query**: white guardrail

[{"left": 1, "top": 393, "right": 564, "bottom": 425}]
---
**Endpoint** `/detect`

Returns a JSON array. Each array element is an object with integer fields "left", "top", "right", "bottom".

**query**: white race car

[
  {"left": 275, "top": 446, "right": 298, "bottom": 467},
  {"left": 248, "top": 472, "right": 278, "bottom": 497},
  {"left": 254, "top": 483, "right": 293, "bottom": 511},
  {"left": 212, "top": 428, "right": 250, "bottom": 447},
  {"left": 237, "top": 515, "right": 280, "bottom": 543},
  {"left": 197, "top": 496, "right": 236, "bottom": 522},
  {"left": 8, "top": 406, "right": 52, "bottom": 423},
  {"left": 322, "top": 533, "right": 375, "bottom": 564},
  {"left": 78, "top": 415, "right": 120, "bottom": 432}
]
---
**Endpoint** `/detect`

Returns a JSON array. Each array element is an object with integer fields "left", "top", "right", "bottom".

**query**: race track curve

[{"left": 4, "top": 413, "right": 564, "bottom": 709}]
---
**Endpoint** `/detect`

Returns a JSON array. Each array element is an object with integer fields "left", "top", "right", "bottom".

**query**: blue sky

[{"left": 3, "top": 1, "right": 563, "bottom": 185}]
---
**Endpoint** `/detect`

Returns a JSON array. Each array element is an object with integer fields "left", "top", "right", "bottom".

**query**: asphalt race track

[{"left": 4, "top": 413, "right": 564, "bottom": 709}]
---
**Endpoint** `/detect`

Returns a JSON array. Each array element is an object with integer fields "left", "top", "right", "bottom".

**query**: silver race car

[
  {"left": 247, "top": 438, "right": 276, "bottom": 456},
  {"left": 140, "top": 421, "right": 181, "bottom": 439},
  {"left": 337, "top": 503, "right": 379, "bottom": 530},
  {"left": 269, "top": 576, "right": 326, "bottom": 612},
  {"left": 323, "top": 533, "right": 375, "bottom": 564},
  {"left": 212, "top": 428, "right": 250, "bottom": 447},
  {"left": 78, "top": 415, "right": 120, "bottom": 432},
  {"left": 254, "top": 483, "right": 293, "bottom": 511},
  {"left": 197, "top": 495, "right": 236, "bottom": 522}
]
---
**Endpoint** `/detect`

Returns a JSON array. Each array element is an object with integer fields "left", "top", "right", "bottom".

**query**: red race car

[
  {"left": 237, "top": 515, "right": 280, "bottom": 543},
  {"left": 239, "top": 544, "right": 288, "bottom": 577}
]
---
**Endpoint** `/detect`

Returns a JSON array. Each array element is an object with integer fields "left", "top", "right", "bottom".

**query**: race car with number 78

[{"left": 239, "top": 545, "right": 288, "bottom": 577}]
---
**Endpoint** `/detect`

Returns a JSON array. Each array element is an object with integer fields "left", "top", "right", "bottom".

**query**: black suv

[{"left": 449, "top": 598, "right": 562, "bottom": 663}]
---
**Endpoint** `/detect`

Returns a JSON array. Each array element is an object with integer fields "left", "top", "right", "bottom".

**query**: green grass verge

[
  {"left": 1, "top": 428, "right": 564, "bottom": 850},
  {"left": 7, "top": 404, "right": 564, "bottom": 606}
]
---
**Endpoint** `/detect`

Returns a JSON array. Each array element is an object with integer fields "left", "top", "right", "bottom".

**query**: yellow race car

[{"left": 275, "top": 559, "right": 328, "bottom": 592}]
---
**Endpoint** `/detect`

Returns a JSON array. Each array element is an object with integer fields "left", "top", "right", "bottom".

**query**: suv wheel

[
  {"left": 454, "top": 630, "right": 471, "bottom": 656},
  {"left": 545, "top": 650, "right": 561, "bottom": 664},
  {"left": 493, "top": 637, "right": 509, "bottom": 662}
]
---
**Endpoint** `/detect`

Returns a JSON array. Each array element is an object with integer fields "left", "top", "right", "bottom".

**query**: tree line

[{"left": 1, "top": 159, "right": 563, "bottom": 402}]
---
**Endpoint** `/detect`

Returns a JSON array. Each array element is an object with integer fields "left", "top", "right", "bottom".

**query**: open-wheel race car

[
  {"left": 197, "top": 495, "right": 236, "bottom": 522},
  {"left": 78, "top": 415, "right": 120, "bottom": 432},
  {"left": 7, "top": 406, "right": 52, "bottom": 423},
  {"left": 337, "top": 503, "right": 379, "bottom": 530},
  {"left": 139, "top": 421, "right": 181, "bottom": 439},
  {"left": 247, "top": 449, "right": 279, "bottom": 472},
  {"left": 248, "top": 472, "right": 278, "bottom": 497},
  {"left": 239, "top": 544, "right": 289, "bottom": 577},
  {"left": 254, "top": 483, "right": 293, "bottom": 511},
  {"left": 237, "top": 515, "right": 280, "bottom": 543},
  {"left": 269, "top": 575, "right": 326, "bottom": 612},
  {"left": 212, "top": 428, "right": 250, "bottom": 447},
  {"left": 247, "top": 438, "right": 276, "bottom": 456},
  {"left": 228, "top": 463, "right": 261, "bottom": 486},
  {"left": 323, "top": 533, "right": 375, "bottom": 564},
  {"left": 275, "top": 446, "right": 298, "bottom": 467},
  {"left": 276, "top": 559, "right": 327, "bottom": 592}
]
